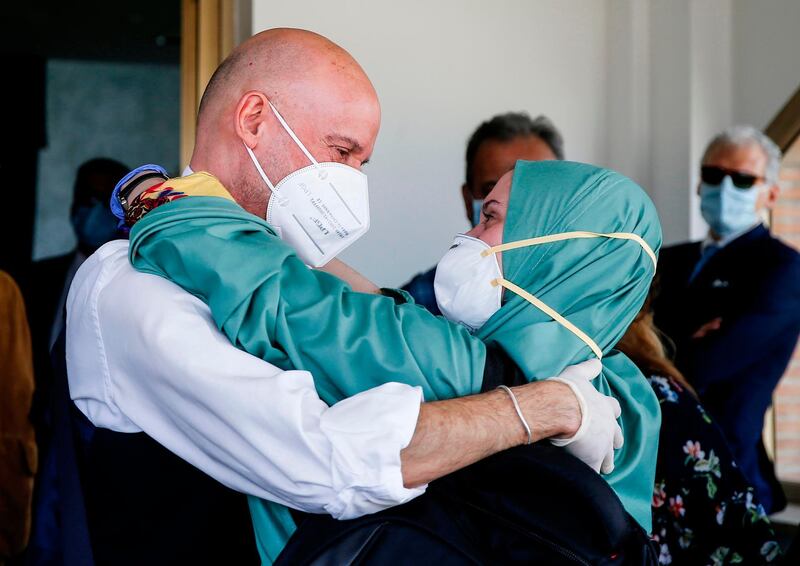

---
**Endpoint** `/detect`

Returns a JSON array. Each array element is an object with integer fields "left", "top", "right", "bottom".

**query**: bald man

[{"left": 65, "top": 29, "right": 616, "bottom": 564}]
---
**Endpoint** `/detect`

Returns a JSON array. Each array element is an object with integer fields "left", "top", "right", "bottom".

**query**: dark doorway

[{"left": 0, "top": 0, "right": 181, "bottom": 278}]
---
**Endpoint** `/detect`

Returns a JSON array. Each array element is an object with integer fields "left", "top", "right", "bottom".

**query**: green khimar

[{"left": 475, "top": 160, "right": 662, "bottom": 532}]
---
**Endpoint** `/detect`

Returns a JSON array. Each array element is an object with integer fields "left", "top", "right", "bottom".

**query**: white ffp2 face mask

[
  {"left": 434, "top": 235, "right": 503, "bottom": 332},
  {"left": 434, "top": 230, "right": 658, "bottom": 354},
  {"left": 245, "top": 102, "right": 370, "bottom": 268}
]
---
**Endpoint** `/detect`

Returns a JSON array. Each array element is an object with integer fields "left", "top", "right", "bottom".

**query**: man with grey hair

[
  {"left": 654, "top": 125, "right": 800, "bottom": 514},
  {"left": 403, "top": 112, "right": 564, "bottom": 313}
]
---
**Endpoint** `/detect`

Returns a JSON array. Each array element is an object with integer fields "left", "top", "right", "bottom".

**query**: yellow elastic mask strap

[
  {"left": 491, "top": 277, "right": 604, "bottom": 359},
  {"left": 481, "top": 231, "right": 657, "bottom": 271}
]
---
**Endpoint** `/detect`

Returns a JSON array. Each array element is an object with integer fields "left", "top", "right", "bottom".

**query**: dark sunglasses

[{"left": 701, "top": 166, "right": 763, "bottom": 189}]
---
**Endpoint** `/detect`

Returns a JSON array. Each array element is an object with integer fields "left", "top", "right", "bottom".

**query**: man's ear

[
  {"left": 763, "top": 183, "right": 781, "bottom": 210},
  {"left": 235, "top": 91, "right": 270, "bottom": 148},
  {"left": 461, "top": 183, "right": 473, "bottom": 223}
]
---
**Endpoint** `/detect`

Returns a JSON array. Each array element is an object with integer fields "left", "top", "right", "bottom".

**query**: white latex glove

[{"left": 548, "top": 359, "right": 623, "bottom": 474}]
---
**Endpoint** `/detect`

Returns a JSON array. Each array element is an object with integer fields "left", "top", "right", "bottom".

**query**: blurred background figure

[
  {"left": 401, "top": 112, "right": 564, "bottom": 314},
  {"left": 26, "top": 158, "right": 128, "bottom": 433},
  {"left": 0, "top": 271, "right": 36, "bottom": 564},
  {"left": 653, "top": 126, "right": 800, "bottom": 515},
  {"left": 618, "top": 289, "right": 782, "bottom": 564}
]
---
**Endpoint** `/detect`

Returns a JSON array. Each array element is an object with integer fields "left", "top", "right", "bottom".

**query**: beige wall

[{"left": 733, "top": 0, "right": 800, "bottom": 130}]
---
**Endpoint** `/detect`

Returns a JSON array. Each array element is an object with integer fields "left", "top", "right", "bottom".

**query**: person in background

[
  {"left": 25, "top": 158, "right": 128, "bottom": 431},
  {"left": 30, "top": 158, "right": 129, "bottom": 350},
  {"left": 401, "top": 112, "right": 563, "bottom": 314},
  {"left": 653, "top": 126, "right": 800, "bottom": 515},
  {"left": 0, "top": 271, "right": 36, "bottom": 564},
  {"left": 618, "top": 285, "right": 782, "bottom": 565}
]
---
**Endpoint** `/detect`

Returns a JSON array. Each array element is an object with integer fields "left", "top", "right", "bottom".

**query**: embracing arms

[{"left": 67, "top": 244, "right": 597, "bottom": 516}]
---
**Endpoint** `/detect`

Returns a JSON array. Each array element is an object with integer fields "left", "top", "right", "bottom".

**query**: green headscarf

[{"left": 476, "top": 160, "right": 662, "bottom": 531}]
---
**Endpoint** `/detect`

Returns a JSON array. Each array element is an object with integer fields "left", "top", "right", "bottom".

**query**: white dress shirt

[{"left": 66, "top": 240, "right": 426, "bottom": 519}]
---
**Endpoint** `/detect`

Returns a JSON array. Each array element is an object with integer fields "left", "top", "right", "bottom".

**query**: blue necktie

[{"left": 689, "top": 243, "right": 719, "bottom": 283}]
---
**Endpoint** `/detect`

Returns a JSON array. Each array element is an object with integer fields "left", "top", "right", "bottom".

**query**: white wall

[
  {"left": 606, "top": 0, "right": 735, "bottom": 245},
  {"left": 35, "top": 60, "right": 180, "bottom": 259},
  {"left": 253, "top": 0, "right": 611, "bottom": 286}
]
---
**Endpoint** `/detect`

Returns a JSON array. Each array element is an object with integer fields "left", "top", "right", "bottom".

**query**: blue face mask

[
  {"left": 71, "top": 200, "right": 120, "bottom": 250},
  {"left": 699, "top": 175, "right": 761, "bottom": 238},
  {"left": 471, "top": 198, "right": 484, "bottom": 227}
]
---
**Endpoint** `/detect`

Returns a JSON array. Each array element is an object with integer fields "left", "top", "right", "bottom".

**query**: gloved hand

[{"left": 548, "top": 359, "right": 623, "bottom": 474}]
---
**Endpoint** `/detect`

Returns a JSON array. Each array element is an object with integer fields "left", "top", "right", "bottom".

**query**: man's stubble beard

[{"left": 228, "top": 173, "right": 271, "bottom": 219}]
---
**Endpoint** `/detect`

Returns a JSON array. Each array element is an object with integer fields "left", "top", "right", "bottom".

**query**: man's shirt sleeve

[{"left": 66, "top": 241, "right": 426, "bottom": 519}]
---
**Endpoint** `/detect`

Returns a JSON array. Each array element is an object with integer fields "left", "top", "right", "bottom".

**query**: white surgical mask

[
  {"left": 244, "top": 102, "right": 370, "bottom": 267},
  {"left": 435, "top": 231, "right": 657, "bottom": 356},
  {"left": 434, "top": 235, "right": 503, "bottom": 331},
  {"left": 699, "top": 176, "right": 763, "bottom": 239}
]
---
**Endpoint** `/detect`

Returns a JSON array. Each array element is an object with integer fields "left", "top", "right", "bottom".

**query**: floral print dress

[{"left": 648, "top": 375, "right": 782, "bottom": 565}]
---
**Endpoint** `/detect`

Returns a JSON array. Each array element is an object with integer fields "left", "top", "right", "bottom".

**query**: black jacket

[{"left": 653, "top": 225, "right": 800, "bottom": 513}]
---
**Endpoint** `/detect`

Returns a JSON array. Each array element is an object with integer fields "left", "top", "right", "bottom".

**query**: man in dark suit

[
  {"left": 654, "top": 126, "right": 800, "bottom": 514},
  {"left": 401, "top": 112, "right": 564, "bottom": 314}
]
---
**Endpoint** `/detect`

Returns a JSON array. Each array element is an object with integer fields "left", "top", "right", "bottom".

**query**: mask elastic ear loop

[
  {"left": 491, "top": 277, "right": 603, "bottom": 359},
  {"left": 483, "top": 231, "right": 657, "bottom": 270},
  {"left": 482, "top": 230, "right": 657, "bottom": 360},
  {"left": 267, "top": 101, "right": 328, "bottom": 179},
  {"left": 244, "top": 143, "right": 276, "bottom": 192}
]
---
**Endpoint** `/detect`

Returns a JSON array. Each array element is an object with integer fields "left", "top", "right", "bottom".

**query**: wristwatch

[{"left": 117, "top": 170, "right": 168, "bottom": 212}]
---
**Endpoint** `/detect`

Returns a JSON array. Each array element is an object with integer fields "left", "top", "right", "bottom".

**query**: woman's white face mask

[
  {"left": 434, "top": 235, "right": 503, "bottom": 332},
  {"left": 434, "top": 230, "right": 658, "bottom": 357}
]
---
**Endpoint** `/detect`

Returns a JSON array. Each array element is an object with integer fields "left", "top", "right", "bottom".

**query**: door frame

[
  {"left": 767, "top": 86, "right": 800, "bottom": 153},
  {"left": 180, "top": 0, "right": 251, "bottom": 168}
]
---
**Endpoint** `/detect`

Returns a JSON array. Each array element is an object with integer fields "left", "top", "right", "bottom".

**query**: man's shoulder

[
  {"left": 400, "top": 265, "right": 440, "bottom": 314},
  {"left": 763, "top": 233, "right": 800, "bottom": 268},
  {"left": 724, "top": 230, "right": 800, "bottom": 281},
  {"left": 656, "top": 241, "right": 701, "bottom": 280},
  {"left": 70, "top": 241, "right": 139, "bottom": 314},
  {"left": 69, "top": 240, "right": 210, "bottom": 325},
  {"left": 73, "top": 240, "right": 129, "bottom": 282},
  {"left": 401, "top": 266, "right": 437, "bottom": 291},
  {"left": 66, "top": 240, "right": 218, "bottom": 431},
  {"left": 660, "top": 240, "right": 701, "bottom": 261},
  {"left": 758, "top": 235, "right": 800, "bottom": 295}
]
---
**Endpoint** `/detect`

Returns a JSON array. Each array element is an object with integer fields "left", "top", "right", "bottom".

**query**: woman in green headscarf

[
  {"left": 124, "top": 160, "right": 660, "bottom": 560},
  {"left": 437, "top": 160, "right": 662, "bottom": 529}
]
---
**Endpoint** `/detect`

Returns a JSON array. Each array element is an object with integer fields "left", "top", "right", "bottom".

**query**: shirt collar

[{"left": 182, "top": 165, "right": 194, "bottom": 177}]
